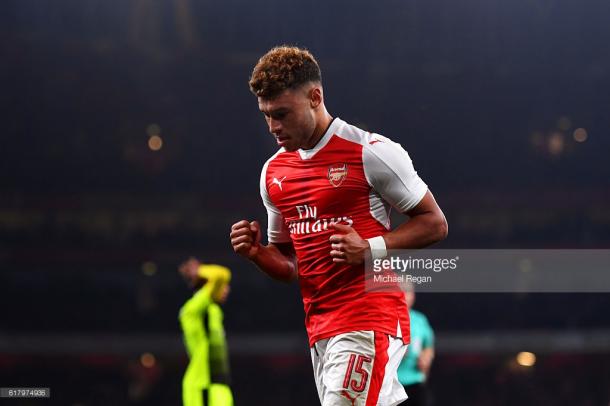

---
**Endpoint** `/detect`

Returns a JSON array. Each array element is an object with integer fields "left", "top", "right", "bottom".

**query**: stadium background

[{"left": 1, "top": 0, "right": 609, "bottom": 404}]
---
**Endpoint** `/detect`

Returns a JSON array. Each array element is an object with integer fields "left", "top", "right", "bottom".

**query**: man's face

[{"left": 258, "top": 86, "right": 317, "bottom": 152}]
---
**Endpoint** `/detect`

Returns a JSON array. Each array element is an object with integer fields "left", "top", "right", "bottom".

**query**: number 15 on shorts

[{"left": 343, "top": 354, "right": 372, "bottom": 392}]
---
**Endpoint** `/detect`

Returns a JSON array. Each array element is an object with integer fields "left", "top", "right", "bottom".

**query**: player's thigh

[
  {"left": 322, "top": 331, "right": 407, "bottom": 406},
  {"left": 321, "top": 330, "right": 376, "bottom": 405}
]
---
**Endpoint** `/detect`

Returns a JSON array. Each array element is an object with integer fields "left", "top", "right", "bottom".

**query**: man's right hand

[{"left": 230, "top": 220, "right": 261, "bottom": 260}]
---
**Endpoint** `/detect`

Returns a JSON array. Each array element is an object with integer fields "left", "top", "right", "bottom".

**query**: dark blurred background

[{"left": 1, "top": 0, "right": 609, "bottom": 405}]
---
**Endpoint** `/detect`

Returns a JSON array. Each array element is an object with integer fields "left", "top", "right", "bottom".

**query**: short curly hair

[{"left": 249, "top": 45, "right": 322, "bottom": 98}]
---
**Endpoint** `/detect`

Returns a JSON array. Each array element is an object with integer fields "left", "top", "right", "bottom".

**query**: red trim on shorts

[{"left": 366, "top": 332, "right": 390, "bottom": 406}]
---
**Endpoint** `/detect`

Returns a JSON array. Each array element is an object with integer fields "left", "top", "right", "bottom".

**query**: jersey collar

[{"left": 298, "top": 117, "right": 343, "bottom": 160}]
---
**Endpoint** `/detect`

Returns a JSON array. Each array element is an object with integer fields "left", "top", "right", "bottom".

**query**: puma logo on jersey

[
  {"left": 341, "top": 390, "right": 361, "bottom": 405},
  {"left": 272, "top": 176, "right": 286, "bottom": 191},
  {"left": 369, "top": 139, "right": 382, "bottom": 145}
]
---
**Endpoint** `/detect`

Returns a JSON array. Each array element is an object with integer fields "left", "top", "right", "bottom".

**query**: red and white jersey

[{"left": 260, "top": 118, "right": 428, "bottom": 346}]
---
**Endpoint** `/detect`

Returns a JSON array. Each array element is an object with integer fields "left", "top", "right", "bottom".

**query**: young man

[
  {"left": 230, "top": 46, "right": 447, "bottom": 406},
  {"left": 178, "top": 258, "right": 233, "bottom": 406}
]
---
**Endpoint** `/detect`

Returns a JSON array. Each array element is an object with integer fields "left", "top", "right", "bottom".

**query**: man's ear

[{"left": 309, "top": 86, "right": 322, "bottom": 108}]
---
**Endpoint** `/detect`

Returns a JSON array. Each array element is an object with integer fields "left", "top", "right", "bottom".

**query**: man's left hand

[{"left": 329, "top": 223, "right": 370, "bottom": 265}]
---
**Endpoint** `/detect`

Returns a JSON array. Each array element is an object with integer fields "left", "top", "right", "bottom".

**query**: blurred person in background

[
  {"left": 178, "top": 258, "right": 233, "bottom": 406},
  {"left": 397, "top": 283, "right": 435, "bottom": 406}
]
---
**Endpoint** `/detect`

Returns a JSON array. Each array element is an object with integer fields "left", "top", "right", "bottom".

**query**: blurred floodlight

[
  {"left": 573, "top": 128, "right": 588, "bottom": 143},
  {"left": 142, "top": 261, "right": 157, "bottom": 276},
  {"left": 516, "top": 351, "right": 536, "bottom": 367},
  {"left": 140, "top": 352, "right": 156, "bottom": 368},
  {"left": 146, "top": 123, "right": 161, "bottom": 136},
  {"left": 148, "top": 135, "right": 163, "bottom": 151},
  {"left": 557, "top": 116, "right": 571, "bottom": 131},
  {"left": 548, "top": 132, "right": 564, "bottom": 156}
]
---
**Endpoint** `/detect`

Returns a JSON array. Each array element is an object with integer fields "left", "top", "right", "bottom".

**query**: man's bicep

[{"left": 404, "top": 190, "right": 443, "bottom": 217}]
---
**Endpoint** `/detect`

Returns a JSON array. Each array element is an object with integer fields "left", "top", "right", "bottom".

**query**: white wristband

[{"left": 367, "top": 236, "right": 387, "bottom": 260}]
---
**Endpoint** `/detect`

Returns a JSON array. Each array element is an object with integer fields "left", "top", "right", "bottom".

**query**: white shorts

[{"left": 310, "top": 331, "right": 408, "bottom": 406}]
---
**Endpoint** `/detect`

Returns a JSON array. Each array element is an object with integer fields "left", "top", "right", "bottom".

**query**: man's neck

[{"left": 303, "top": 111, "right": 333, "bottom": 150}]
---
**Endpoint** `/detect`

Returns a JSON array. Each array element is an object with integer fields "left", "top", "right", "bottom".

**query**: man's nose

[{"left": 269, "top": 118, "right": 281, "bottom": 135}]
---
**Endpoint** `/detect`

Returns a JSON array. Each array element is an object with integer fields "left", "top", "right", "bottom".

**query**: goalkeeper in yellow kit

[{"left": 178, "top": 258, "right": 234, "bottom": 406}]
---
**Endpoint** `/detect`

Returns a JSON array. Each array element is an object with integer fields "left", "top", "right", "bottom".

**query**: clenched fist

[
  {"left": 230, "top": 220, "right": 262, "bottom": 260},
  {"left": 329, "top": 223, "right": 370, "bottom": 265}
]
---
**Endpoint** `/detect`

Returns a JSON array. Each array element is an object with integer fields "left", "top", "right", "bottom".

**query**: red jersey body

[{"left": 260, "top": 118, "right": 428, "bottom": 346}]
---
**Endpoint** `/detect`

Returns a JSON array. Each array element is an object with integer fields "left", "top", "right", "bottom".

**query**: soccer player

[
  {"left": 397, "top": 283, "right": 435, "bottom": 406},
  {"left": 229, "top": 46, "right": 447, "bottom": 406},
  {"left": 178, "top": 258, "right": 233, "bottom": 406}
]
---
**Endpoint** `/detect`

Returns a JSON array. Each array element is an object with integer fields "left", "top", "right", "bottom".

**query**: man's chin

[{"left": 277, "top": 138, "right": 299, "bottom": 151}]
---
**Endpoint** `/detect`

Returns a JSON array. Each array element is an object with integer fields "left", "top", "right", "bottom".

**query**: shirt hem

[{"left": 308, "top": 326, "right": 410, "bottom": 347}]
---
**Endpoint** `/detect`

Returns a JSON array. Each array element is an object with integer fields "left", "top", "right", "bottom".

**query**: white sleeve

[
  {"left": 363, "top": 135, "right": 428, "bottom": 213},
  {"left": 259, "top": 161, "right": 291, "bottom": 243}
]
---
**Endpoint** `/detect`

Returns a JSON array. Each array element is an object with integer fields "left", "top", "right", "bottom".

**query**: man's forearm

[
  {"left": 251, "top": 244, "right": 297, "bottom": 283},
  {"left": 418, "top": 347, "right": 435, "bottom": 376},
  {"left": 384, "top": 211, "right": 448, "bottom": 250}
]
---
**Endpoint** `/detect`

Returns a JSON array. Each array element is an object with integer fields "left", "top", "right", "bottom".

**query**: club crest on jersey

[{"left": 328, "top": 163, "right": 348, "bottom": 187}]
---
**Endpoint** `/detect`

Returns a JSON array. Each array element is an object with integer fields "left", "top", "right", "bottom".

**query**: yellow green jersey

[{"left": 179, "top": 265, "right": 233, "bottom": 406}]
